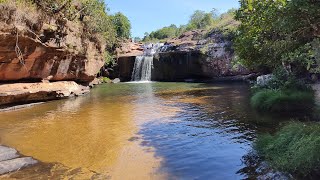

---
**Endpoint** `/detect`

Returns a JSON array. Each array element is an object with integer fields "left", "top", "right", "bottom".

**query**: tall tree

[{"left": 112, "top": 12, "right": 131, "bottom": 39}]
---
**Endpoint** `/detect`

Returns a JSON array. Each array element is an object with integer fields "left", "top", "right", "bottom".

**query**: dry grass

[{"left": 0, "top": 0, "right": 40, "bottom": 30}]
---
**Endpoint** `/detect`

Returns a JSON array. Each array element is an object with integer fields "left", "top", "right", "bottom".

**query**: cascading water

[
  {"left": 131, "top": 56, "right": 154, "bottom": 81},
  {"left": 131, "top": 43, "right": 164, "bottom": 82}
]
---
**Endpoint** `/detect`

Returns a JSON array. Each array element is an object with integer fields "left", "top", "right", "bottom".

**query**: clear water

[{"left": 0, "top": 82, "right": 290, "bottom": 179}]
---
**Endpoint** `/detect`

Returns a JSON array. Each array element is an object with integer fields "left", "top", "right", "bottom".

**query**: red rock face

[
  {"left": 0, "top": 34, "right": 103, "bottom": 83},
  {"left": 0, "top": 3, "right": 106, "bottom": 84},
  {"left": 116, "top": 41, "right": 144, "bottom": 57}
]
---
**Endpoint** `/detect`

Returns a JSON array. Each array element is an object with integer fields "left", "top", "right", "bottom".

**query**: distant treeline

[{"left": 140, "top": 9, "right": 239, "bottom": 42}]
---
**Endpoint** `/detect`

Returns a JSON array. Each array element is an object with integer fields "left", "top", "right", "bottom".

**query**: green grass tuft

[
  {"left": 256, "top": 122, "right": 320, "bottom": 176},
  {"left": 251, "top": 89, "right": 314, "bottom": 113},
  {"left": 101, "top": 77, "right": 111, "bottom": 83}
]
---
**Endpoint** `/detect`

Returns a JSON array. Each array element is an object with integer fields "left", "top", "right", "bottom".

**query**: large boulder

[{"left": 0, "top": 81, "right": 89, "bottom": 107}]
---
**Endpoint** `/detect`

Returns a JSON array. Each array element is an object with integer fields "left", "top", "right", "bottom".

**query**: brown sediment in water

[{"left": 0, "top": 93, "right": 171, "bottom": 179}]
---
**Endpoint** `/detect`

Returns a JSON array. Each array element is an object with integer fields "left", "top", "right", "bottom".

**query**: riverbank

[{"left": 0, "top": 81, "right": 90, "bottom": 108}]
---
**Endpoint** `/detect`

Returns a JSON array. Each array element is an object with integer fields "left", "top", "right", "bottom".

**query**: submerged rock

[
  {"left": 0, "top": 146, "right": 37, "bottom": 175},
  {"left": 0, "top": 157, "right": 37, "bottom": 175},
  {"left": 0, "top": 146, "right": 19, "bottom": 162}
]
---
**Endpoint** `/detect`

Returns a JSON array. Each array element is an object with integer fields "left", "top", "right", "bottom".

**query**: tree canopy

[
  {"left": 235, "top": 0, "right": 320, "bottom": 72},
  {"left": 112, "top": 12, "right": 131, "bottom": 39},
  {"left": 142, "top": 9, "right": 236, "bottom": 42}
]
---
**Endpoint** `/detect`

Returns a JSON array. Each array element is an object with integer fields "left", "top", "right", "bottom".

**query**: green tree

[
  {"left": 112, "top": 12, "right": 131, "bottom": 39},
  {"left": 187, "top": 10, "right": 214, "bottom": 30},
  {"left": 235, "top": 0, "right": 320, "bottom": 71}
]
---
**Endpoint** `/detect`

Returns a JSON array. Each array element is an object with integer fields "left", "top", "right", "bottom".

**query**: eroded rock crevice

[{"left": 0, "top": 2, "right": 106, "bottom": 106}]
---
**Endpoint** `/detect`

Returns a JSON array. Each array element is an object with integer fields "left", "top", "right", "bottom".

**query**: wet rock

[
  {"left": 0, "top": 146, "right": 19, "bottom": 162},
  {"left": 0, "top": 146, "right": 37, "bottom": 175},
  {"left": 112, "top": 78, "right": 121, "bottom": 84},
  {"left": 0, "top": 102, "right": 44, "bottom": 112},
  {"left": 0, "top": 157, "right": 37, "bottom": 175},
  {"left": 117, "top": 56, "right": 136, "bottom": 81},
  {"left": 89, "top": 78, "right": 102, "bottom": 88}
]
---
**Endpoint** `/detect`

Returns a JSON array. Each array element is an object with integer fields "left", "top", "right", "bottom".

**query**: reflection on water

[{"left": 0, "top": 82, "right": 289, "bottom": 179}]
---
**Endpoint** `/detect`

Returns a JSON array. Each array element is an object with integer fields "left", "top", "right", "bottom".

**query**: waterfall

[
  {"left": 131, "top": 56, "right": 154, "bottom": 81},
  {"left": 130, "top": 43, "right": 164, "bottom": 82}
]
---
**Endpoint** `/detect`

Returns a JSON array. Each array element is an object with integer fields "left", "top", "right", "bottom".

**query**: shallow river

[{"left": 0, "top": 82, "right": 289, "bottom": 179}]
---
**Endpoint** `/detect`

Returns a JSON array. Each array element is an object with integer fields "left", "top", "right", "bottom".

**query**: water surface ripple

[{"left": 0, "top": 82, "right": 289, "bottom": 179}]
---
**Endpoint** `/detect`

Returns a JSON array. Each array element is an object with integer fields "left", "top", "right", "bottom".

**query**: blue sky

[{"left": 107, "top": 0, "right": 240, "bottom": 38}]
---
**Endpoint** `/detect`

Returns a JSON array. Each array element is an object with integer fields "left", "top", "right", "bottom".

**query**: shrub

[
  {"left": 256, "top": 122, "right": 320, "bottom": 176},
  {"left": 251, "top": 66, "right": 315, "bottom": 113},
  {"left": 251, "top": 89, "right": 314, "bottom": 113},
  {"left": 256, "top": 67, "right": 312, "bottom": 91},
  {"left": 101, "top": 77, "right": 111, "bottom": 83}
]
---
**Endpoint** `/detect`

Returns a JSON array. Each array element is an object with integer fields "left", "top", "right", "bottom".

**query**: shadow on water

[
  {"left": 0, "top": 82, "right": 295, "bottom": 179},
  {"left": 136, "top": 82, "right": 292, "bottom": 179}
]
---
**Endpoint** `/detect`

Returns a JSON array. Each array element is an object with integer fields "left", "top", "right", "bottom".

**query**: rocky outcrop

[
  {"left": 0, "top": 81, "right": 89, "bottom": 107},
  {"left": 116, "top": 30, "right": 250, "bottom": 82},
  {"left": 116, "top": 41, "right": 143, "bottom": 57},
  {"left": 0, "top": 3, "right": 105, "bottom": 84},
  {"left": 117, "top": 56, "right": 136, "bottom": 81},
  {"left": 0, "top": 146, "right": 37, "bottom": 175},
  {"left": 152, "top": 52, "right": 205, "bottom": 81}
]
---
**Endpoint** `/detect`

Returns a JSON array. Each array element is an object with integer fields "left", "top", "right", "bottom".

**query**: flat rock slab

[
  {"left": 0, "top": 81, "right": 90, "bottom": 106},
  {"left": 0, "top": 146, "right": 19, "bottom": 162},
  {"left": 0, "top": 157, "right": 37, "bottom": 175},
  {"left": 0, "top": 146, "right": 38, "bottom": 175}
]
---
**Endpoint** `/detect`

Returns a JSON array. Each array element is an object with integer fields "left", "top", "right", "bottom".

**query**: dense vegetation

[
  {"left": 235, "top": 1, "right": 320, "bottom": 176},
  {"left": 251, "top": 68, "right": 315, "bottom": 113},
  {"left": 142, "top": 9, "right": 239, "bottom": 42},
  {"left": 256, "top": 122, "right": 320, "bottom": 176},
  {"left": 235, "top": 0, "right": 320, "bottom": 72},
  {"left": 234, "top": 0, "right": 319, "bottom": 114},
  {"left": 251, "top": 89, "right": 314, "bottom": 113}
]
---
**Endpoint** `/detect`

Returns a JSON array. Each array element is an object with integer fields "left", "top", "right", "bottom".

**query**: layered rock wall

[
  {"left": 116, "top": 30, "right": 250, "bottom": 82},
  {"left": 0, "top": 3, "right": 105, "bottom": 84}
]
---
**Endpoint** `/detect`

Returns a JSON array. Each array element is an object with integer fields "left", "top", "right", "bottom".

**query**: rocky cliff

[
  {"left": 116, "top": 30, "right": 250, "bottom": 81},
  {"left": 0, "top": 2, "right": 107, "bottom": 107},
  {"left": 0, "top": 2, "right": 105, "bottom": 84}
]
